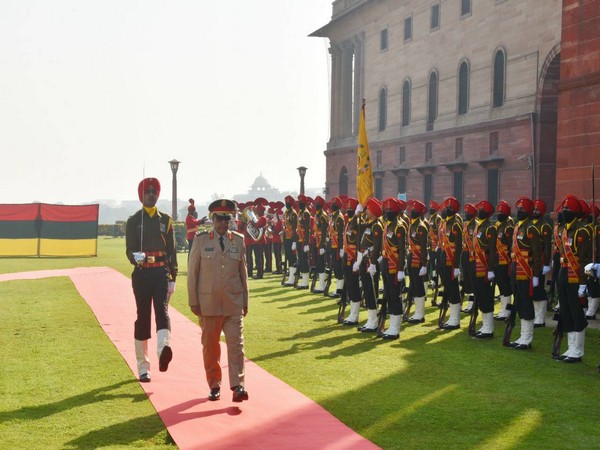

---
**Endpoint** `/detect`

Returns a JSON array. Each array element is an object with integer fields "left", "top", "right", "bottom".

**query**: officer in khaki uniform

[{"left": 188, "top": 199, "right": 249, "bottom": 402}]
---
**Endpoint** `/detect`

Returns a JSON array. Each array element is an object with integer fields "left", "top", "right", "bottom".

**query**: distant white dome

[{"left": 252, "top": 173, "right": 270, "bottom": 189}]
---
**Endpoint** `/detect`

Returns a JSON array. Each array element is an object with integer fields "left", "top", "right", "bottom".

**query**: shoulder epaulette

[
  {"left": 230, "top": 230, "right": 244, "bottom": 239},
  {"left": 196, "top": 230, "right": 209, "bottom": 236}
]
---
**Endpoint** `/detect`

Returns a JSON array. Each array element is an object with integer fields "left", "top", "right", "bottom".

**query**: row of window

[
  {"left": 339, "top": 167, "right": 500, "bottom": 211},
  {"left": 375, "top": 131, "right": 499, "bottom": 167},
  {"left": 378, "top": 50, "right": 506, "bottom": 131},
  {"left": 380, "top": 0, "right": 473, "bottom": 51}
]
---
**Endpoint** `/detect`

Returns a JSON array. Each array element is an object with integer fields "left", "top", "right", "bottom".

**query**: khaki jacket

[{"left": 187, "top": 229, "right": 248, "bottom": 316}]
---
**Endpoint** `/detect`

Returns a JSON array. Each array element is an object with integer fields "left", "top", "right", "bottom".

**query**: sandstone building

[{"left": 312, "top": 0, "right": 597, "bottom": 210}]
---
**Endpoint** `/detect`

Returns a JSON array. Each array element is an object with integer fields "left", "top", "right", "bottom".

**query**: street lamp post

[
  {"left": 297, "top": 166, "right": 307, "bottom": 196},
  {"left": 168, "top": 159, "right": 180, "bottom": 221}
]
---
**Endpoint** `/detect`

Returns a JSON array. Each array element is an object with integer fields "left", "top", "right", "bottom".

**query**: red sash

[
  {"left": 408, "top": 221, "right": 422, "bottom": 268},
  {"left": 561, "top": 227, "right": 581, "bottom": 283},
  {"left": 511, "top": 222, "right": 533, "bottom": 280},
  {"left": 463, "top": 220, "right": 475, "bottom": 262},
  {"left": 382, "top": 223, "right": 399, "bottom": 273},
  {"left": 473, "top": 223, "right": 489, "bottom": 278}
]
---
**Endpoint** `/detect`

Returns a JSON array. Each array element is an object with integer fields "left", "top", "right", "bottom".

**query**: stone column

[{"left": 329, "top": 44, "right": 342, "bottom": 142}]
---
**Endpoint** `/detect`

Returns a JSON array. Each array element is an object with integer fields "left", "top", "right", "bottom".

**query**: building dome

[{"left": 251, "top": 173, "right": 271, "bottom": 190}]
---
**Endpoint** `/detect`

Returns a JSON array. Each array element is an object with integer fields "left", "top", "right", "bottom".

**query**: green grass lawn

[{"left": 1, "top": 237, "right": 600, "bottom": 449}]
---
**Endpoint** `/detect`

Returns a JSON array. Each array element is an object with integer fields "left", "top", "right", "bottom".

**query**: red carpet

[{"left": 1, "top": 267, "right": 379, "bottom": 450}]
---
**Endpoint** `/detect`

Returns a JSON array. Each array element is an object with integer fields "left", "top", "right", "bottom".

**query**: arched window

[
  {"left": 458, "top": 61, "right": 469, "bottom": 115},
  {"left": 339, "top": 167, "right": 348, "bottom": 196},
  {"left": 427, "top": 71, "right": 438, "bottom": 130},
  {"left": 402, "top": 79, "right": 411, "bottom": 126},
  {"left": 493, "top": 50, "right": 505, "bottom": 107},
  {"left": 379, "top": 87, "right": 387, "bottom": 131}
]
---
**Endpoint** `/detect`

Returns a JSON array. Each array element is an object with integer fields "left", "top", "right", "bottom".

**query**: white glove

[
  {"left": 397, "top": 271, "right": 405, "bottom": 282},
  {"left": 168, "top": 281, "right": 176, "bottom": 293},
  {"left": 339, "top": 249, "right": 344, "bottom": 258},
  {"left": 532, "top": 276, "right": 539, "bottom": 288},
  {"left": 352, "top": 261, "right": 360, "bottom": 272},
  {"left": 303, "top": 245, "right": 309, "bottom": 253},
  {"left": 291, "top": 242, "right": 297, "bottom": 251},
  {"left": 377, "top": 255, "right": 383, "bottom": 264},
  {"left": 319, "top": 248, "right": 325, "bottom": 256},
  {"left": 584, "top": 262, "right": 597, "bottom": 276},
  {"left": 542, "top": 265, "right": 551, "bottom": 275},
  {"left": 419, "top": 266, "right": 427, "bottom": 277},
  {"left": 453, "top": 268, "right": 460, "bottom": 278},
  {"left": 367, "top": 263, "right": 377, "bottom": 277},
  {"left": 355, "top": 203, "right": 363, "bottom": 214},
  {"left": 487, "top": 271, "right": 495, "bottom": 280},
  {"left": 133, "top": 251, "right": 146, "bottom": 266},
  {"left": 578, "top": 284, "right": 587, "bottom": 297},
  {"left": 357, "top": 251, "right": 364, "bottom": 266}
]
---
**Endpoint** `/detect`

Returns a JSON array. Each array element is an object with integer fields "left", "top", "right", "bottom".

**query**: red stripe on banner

[
  {"left": 0, "top": 203, "right": 40, "bottom": 221},
  {"left": 40, "top": 203, "right": 99, "bottom": 222}
]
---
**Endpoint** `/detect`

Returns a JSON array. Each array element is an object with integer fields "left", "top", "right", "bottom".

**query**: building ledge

[{"left": 476, "top": 155, "right": 505, "bottom": 169}]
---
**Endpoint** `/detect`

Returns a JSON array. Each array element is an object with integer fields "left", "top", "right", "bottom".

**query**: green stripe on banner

[
  {"left": 40, "top": 221, "right": 98, "bottom": 240},
  {"left": 0, "top": 220, "right": 39, "bottom": 239}
]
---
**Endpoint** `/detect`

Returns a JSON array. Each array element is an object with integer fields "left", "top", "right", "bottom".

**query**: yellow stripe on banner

[
  {"left": 39, "top": 239, "right": 98, "bottom": 257},
  {"left": 356, "top": 99, "right": 374, "bottom": 206},
  {"left": 0, "top": 239, "right": 39, "bottom": 256}
]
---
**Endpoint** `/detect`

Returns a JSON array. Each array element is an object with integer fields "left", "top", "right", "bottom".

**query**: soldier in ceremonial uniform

[
  {"left": 185, "top": 198, "right": 207, "bottom": 252},
  {"left": 380, "top": 198, "right": 408, "bottom": 340},
  {"left": 507, "top": 197, "right": 542, "bottom": 349},
  {"left": 187, "top": 199, "right": 249, "bottom": 402},
  {"left": 271, "top": 206, "right": 284, "bottom": 274},
  {"left": 494, "top": 201, "right": 514, "bottom": 320},
  {"left": 461, "top": 203, "right": 477, "bottom": 313},
  {"left": 427, "top": 200, "right": 441, "bottom": 305},
  {"left": 125, "top": 178, "right": 178, "bottom": 383},
  {"left": 355, "top": 197, "right": 384, "bottom": 332},
  {"left": 312, "top": 196, "right": 329, "bottom": 293},
  {"left": 296, "top": 195, "right": 312, "bottom": 289},
  {"left": 439, "top": 197, "right": 463, "bottom": 330},
  {"left": 472, "top": 200, "right": 498, "bottom": 338},
  {"left": 328, "top": 196, "right": 347, "bottom": 298},
  {"left": 585, "top": 206, "right": 600, "bottom": 319},
  {"left": 252, "top": 197, "right": 269, "bottom": 279},
  {"left": 406, "top": 200, "right": 429, "bottom": 324},
  {"left": 556, "top": 195, "right": 591, "bottom": 362},
  {"left": 531, "top": 199, "right": 553, "bottom": 327},
  {"left": 283, "top": 195, "right": 298, "bottom": 286},
  {"left": 342, "top": 197, "right": 363, "bottom": 325}
]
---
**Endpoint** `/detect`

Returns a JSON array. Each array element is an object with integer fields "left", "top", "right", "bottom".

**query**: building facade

[{"left": 312, "top": 0, "right": 565, "bottom": 208}]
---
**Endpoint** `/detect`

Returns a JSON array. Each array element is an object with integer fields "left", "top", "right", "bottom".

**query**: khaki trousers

[{"left": 200, "top": 315, "right": 245, "bottom": 390}]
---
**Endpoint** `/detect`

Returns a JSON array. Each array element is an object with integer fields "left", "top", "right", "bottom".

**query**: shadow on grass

[{"left": 0, "top": 380, "right": 144, "bottom": 423}]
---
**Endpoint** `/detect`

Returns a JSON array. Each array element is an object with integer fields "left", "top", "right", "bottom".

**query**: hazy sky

[{"left": 0, "top": 1, "right": 332, "bottom": 205}]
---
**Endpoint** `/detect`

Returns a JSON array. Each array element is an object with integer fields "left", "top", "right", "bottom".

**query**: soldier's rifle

[
  {"left": 551, "top": 311, "right": 564, "bottom": 358},
  {"left": 336, "top": 255, "right": 349, "bottom": 323},
  {"left": 401, "top": 280, "right": 413, "bottom": 322},
  {"left": 468, "top": 289, "right": 480, "bottom": 336},
  {"left": 502, "top": 294, "right": 519, "bottom": 346},
  {"left": 376, "top": 259, "right": 390, "bottom": 336}
]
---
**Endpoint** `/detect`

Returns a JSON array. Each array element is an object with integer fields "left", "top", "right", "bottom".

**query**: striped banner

[{"left": 0, "top": 203, "right": 99, "bottom": 257}]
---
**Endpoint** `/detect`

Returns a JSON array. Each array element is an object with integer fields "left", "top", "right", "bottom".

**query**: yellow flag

[{"left": 357, "top": 99, "right": 374, "bottom": 206}]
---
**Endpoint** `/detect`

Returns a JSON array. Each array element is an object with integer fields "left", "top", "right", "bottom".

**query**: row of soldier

[{"left": 204, "top": 193, "right": 598, "bottom": 364}]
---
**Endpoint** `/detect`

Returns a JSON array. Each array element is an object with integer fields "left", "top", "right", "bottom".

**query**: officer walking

[{"left": 187, "top": 199, "right": 250, "bottom": 402}]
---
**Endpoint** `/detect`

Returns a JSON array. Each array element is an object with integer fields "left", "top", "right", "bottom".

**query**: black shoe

[
  {"left": 441, "top": 324, "right": 460, "bottom": 330},
  {"left": 208, "top": 387, "right": 221, "bottom": 401},
  {"left": 407, "top": 318, "right": 425, "bottom": 324},
  {"left": 513, "top": 343, "right": 532, "bottom": 350},
  {"left": 474, "top": 332, "right": 493, "bottom": 339},
  {"left": 296, "top": 285, "right": 308, "bottom": 290},
  {"left": 553, "top": 354, "right": 567, "bottom": 361},
  {"left": 461, "top": 308, "right": 472, "bottom": 313},
  {"left": 585, "top": 314, "right": 596, "bottom": 320},
  {"left": 494, "top": 315, "right": 509, "bottom": 321},
  {"left": 506, "top": 341, "right": 519, "bottom": 348},
  {"left": 563, "top": 356, "right": 582, "bottom": 363},
  {"left": 359, "top": 326, "right": 377, "bottom": 333},
  {"left": 159, "top": 345, "right": 172, "bottom": 372},
  {"left": 139, "top": 373, "right": 151, "bottom": 383},
  {"left": 329, "top": 292, "right": 341, "bottom": 298},
  {"left": 232, "top": 385, "right": 249, "bottom": 402},
  {"left": 533, "top": 323, "right": 546, "bottom": 328},
  {"left": 382, "top": 333, "right": 399, "bottom": 340},
  {"left": 312, "top": 289, "right": 324, "bottom": 294},
  {"left": 342, "top": 320, "right": 358, "bottom": 326}
]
